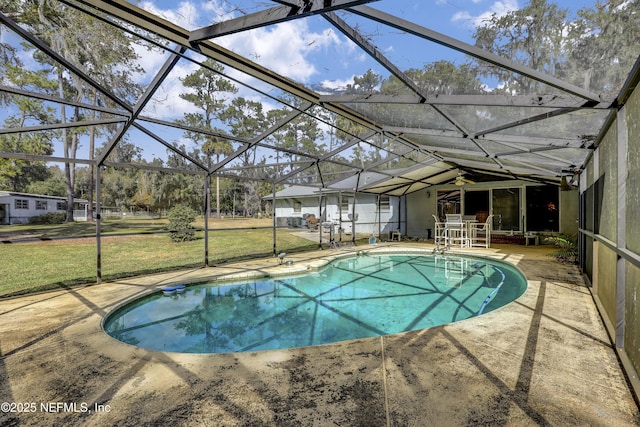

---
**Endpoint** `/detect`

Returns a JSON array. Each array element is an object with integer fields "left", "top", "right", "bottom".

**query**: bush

[
  {"left": 306, "top": 214, "right": 319, "bottom": 230},
  {"left": 167, "top": 204, "right": 197, "bottom": 242},
  {"left": 544, "top": 234, "right": 578, "bottom": 264},
  {"left": 28, "top": 212, "right": 66, "bottom": 224}
]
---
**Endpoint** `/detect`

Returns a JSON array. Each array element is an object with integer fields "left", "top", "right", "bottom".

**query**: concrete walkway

[{"left": 1, "top": 243, "right": 638, "bottom": 426}]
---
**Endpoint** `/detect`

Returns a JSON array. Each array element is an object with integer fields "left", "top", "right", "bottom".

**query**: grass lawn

[
  {"left": 0, "top": 221, "right": 319, "bottom": 298},
  {"left": 0, "top": 217, "right": 274, "bottom": 240}
]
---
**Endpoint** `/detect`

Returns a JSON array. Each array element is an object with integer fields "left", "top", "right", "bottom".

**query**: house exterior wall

[
  {"left": 559, "top": 189, "right": 579, "bottom": 235},
  {"left": 598, "top": 125, "right": 618, "bottom": 241},
  {"left": 0, "top": 194, "right": 64, "bottom": 224},
  {"left": 405, "top": 181, "right": 576, "bottom": 239},
  {"left": 406, "top": 188, "right": 436, "bottom": 239},
  {"left": 0, "top": 193, "right": 87, "bottom": 224},
  {"left": 274, "top": 198, "right": 321, "bottom": 222},
  {"left": 274, "top": 192, "right": 401, "bottom": 236},
  {"left": 626, "top": 77, "right": 640, "bottom": 255}
]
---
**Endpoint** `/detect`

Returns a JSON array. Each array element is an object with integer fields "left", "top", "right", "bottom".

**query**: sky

[
  {"left": 130, "top": 0, "right": 596, "bottom": 119},
  {"left": 134, "top": 0, "right": 595, "bottom": 83},
  {"left": 135, "top": 0, "right": 521, "bottom": 91},
  {"left": 3, "top": 0, "right": 599, "bottom": 162}
]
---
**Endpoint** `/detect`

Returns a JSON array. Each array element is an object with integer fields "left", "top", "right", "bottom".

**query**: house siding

[{"left": 0, "top": 192, "right": 87, "bottom": 224}]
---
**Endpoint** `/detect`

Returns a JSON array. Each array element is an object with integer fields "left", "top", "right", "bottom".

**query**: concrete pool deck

[{"left": 1, "top": 243, "right": 638, "bottom": 426}]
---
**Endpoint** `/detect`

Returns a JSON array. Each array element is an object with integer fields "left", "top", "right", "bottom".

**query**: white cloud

[
  {"left": 452, "top": 0, "right": 519, "bottom": 28},
  {"left": 216, "top": 21, "right": 345, "bottom": 83},
  {"left": 320, "top": 76, "right": 355, "bottom": 92},
  {"left": 138, "top": 1, "right": 202, "bottom": 30},
  {"left": 135, "top": 1, "right": 353, "bottom": 85},
  {"left": 129, "top": 0, "right": 354, "bottom": 119},
  {"left": 126, "top": 44, "right": 168, "bottom": 85},
  {"left": 143, "top": 62, "right": 201, "bottom": 120}
]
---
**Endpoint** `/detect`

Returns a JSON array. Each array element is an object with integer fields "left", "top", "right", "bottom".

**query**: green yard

[{"left": 0, "top": 218, "right": 320, "bottom": 298}]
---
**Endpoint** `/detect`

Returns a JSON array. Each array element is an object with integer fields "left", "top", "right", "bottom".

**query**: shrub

[
  {"left": 544, "top": 234, "right": 578, "bottom": 264},
  {"left": 28, "top": 212, "right": 66, "bottom": 224},
  {"left": 167, "top": 204, "right": 197, "bottom": 242},
  {"left": 306, "top": 214, "right": 319, "bottom": 230}
]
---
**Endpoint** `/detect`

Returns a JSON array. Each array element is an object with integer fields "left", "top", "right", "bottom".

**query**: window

[
  {"left": 379, "top": 195, "right": 390, "bottom": 212},
  {"left": 293, "top": 200, "right": 302, "bottom": 213},
  {"left": 437, "top": 190, "right": 461, "bottom": 221},
  {"left": 36, "top": 200, "right": 48, "bottom": 210},
  {"left": 341, "top": 196, "right": 351, "bottom": 214},
  {"left": 57, "top": 202, "right": 66, "bottom": 210},
  {"left": 15, "top": 199, "right": 28, "bottom": 209}
]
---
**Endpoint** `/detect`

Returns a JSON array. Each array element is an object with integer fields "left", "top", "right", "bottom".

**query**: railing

[{"left": 73, "top": 210, "right": 87, "bottom": 221}]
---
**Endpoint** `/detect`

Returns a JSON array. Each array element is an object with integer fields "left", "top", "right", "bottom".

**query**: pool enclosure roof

[{"left": 1, "top": 0, "right": 638, "bottom": 196}]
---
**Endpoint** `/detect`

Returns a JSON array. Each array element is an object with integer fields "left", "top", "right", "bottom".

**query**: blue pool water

[{"left": 103, "top": 253, "right": 527, "bottom": 354}]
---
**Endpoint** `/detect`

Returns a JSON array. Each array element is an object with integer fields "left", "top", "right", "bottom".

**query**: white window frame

[
  {"left": 341, "top": 196, "right": 352, "bottom": 214},
  {"left": 379, "top": 195, "right": 390, "bottom": 213}
]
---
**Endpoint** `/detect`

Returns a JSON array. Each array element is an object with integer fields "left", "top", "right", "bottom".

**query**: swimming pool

[{"left": 103, "top": 253, "right": 527, "bottom": 354}]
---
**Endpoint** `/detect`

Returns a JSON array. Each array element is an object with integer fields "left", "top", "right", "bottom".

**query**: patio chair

[
  {"left": 432, "top": 215, "right": 447, "bottom": 249},
  {"left": 445, "top": 214, "right": 467, "bottom": 248},
  {"left": 469, "top": 215, "right": 493, "bottom": 248}
]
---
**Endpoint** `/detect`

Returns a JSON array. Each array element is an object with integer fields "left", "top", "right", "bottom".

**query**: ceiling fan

[{"left": 454, "top": 172, "right": 476, "bottom": 186}]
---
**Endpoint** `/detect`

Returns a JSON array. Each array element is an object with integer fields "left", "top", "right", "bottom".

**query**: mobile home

[{"left": 0, "top": 191, "right": 88, "bottom": 224}]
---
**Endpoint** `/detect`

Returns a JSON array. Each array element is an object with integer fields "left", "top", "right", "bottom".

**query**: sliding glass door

[
  {"left": 442, "top": 187, "right": 524, "bottom": 231},
  {"left": 492, "top": 188, "right": 521, "bottom": 231}
]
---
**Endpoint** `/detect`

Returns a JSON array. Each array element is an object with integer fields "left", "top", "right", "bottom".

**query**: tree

[
  {"left": 98, "top": 140, "right": 141, "bottom": 212},
  {"left": 129, "top": 170, "right": 156, "bottom": 213},
  {"left": 566, "top": 0, "right": 640, "bottom": 95},
  {"left": 0, "top": 2, "right": 21, "bottom": 106},
  {"left": 383, "top": 61, "right": 484, "bottom": 95},
  {"left": 83, "top": 37, "right": 143, "bottom": 221},
  {"left": 220, "top": 97, "right": 269, "bottom": 216},
  {"left": 26, "top": 165, "right": 66, "bottom": 196},
  {"left": 272, "top": 95, "right": 325, "bottom": 164},
  {"left": 4, "top": 0, "right": 143, "bottom": 221},
  {"left": 157, "top": 144, "right": 206, "bottom": 211},
  {"left": 0, "top": 66, "right": 56, "bottom": 191},
  {"left": 179, "top": 59, "right": 238, "bottom": 218},
  {"left": 167, "top": 204, "right": 197, "bottom": 242},
  {"left": 345, "top": 68, "right": 381, "bottom": 93},
  {"left": 473, "top": 0, "right": 569, "bottom": 94}
]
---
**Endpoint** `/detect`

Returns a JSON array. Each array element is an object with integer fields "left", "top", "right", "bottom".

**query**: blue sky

[
  {"left": 116, "top": 0, "right": 594, "bottom": 168},
  {"left": 2, "top": 0, "right": 598, "bottom": 162},
  {"left": 135, "top": 0, "right": 595, "bottom": 85},
  {"left": 138, "top": 0, "right": 518, "bottom": 89},
  {"left": 132, "top": 0, "right": 596, "bottom": 117}
]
